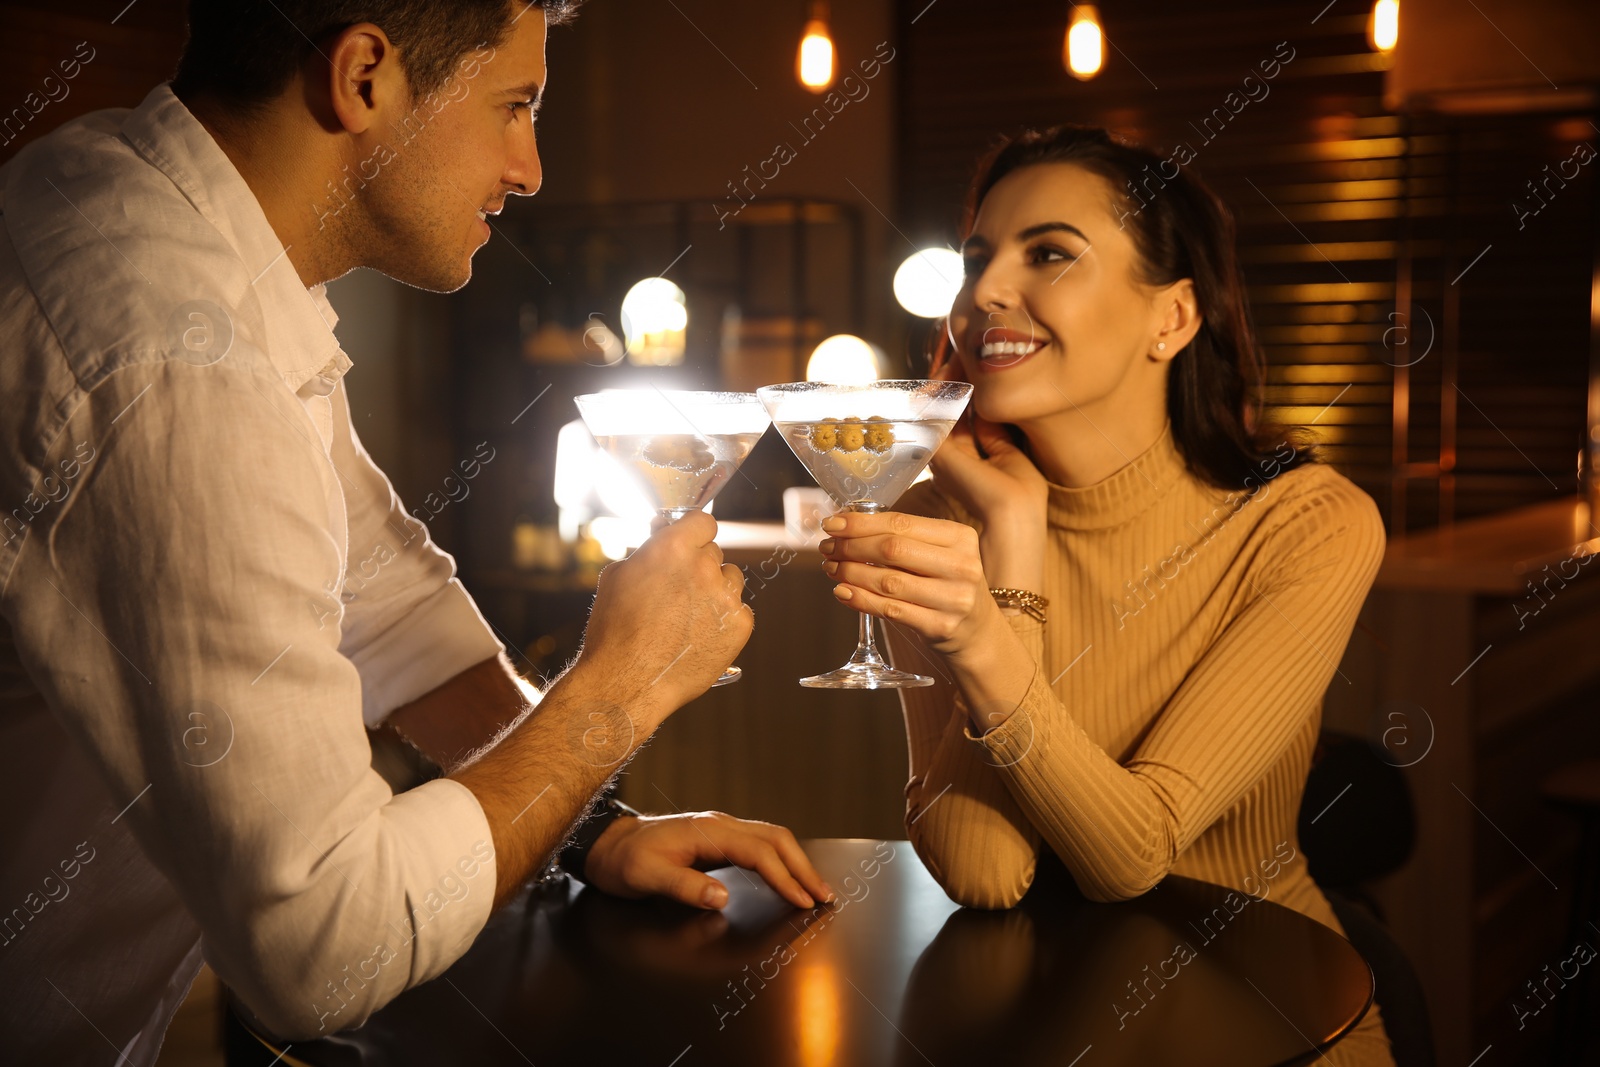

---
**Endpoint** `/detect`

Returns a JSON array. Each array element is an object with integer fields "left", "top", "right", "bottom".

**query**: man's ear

[
  {"left": 1150, "top": 278, "right": 1201, "bottom": 363},
  {"left": 324, "top": 23, "right": 403, "bottom": 135}
]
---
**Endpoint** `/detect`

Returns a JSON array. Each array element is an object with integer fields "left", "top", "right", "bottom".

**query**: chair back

[
  {"left": 1298, "top": 730, "right": 1415, "bottom": 889},
  {"left": 1300, "top": 730, "right": 1434, "bottom": 1067}
]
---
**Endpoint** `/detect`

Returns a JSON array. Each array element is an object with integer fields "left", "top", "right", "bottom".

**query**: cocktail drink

[
  {"left": 574, "top": 389, "right": 771, "bottom": 686},
  {"left": 592, "top": 431, "right": 766, "bottom": 519},
  {"left": 757, "top": 380, "right": 974, "bottom": 688}
]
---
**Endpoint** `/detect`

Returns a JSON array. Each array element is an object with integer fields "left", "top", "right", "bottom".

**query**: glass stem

[
  {"left": 849, "top": 501, "right": 886, "bottom": 665},
  {"left": 856, "top": 610, "right": 884, "bottom": 665}
]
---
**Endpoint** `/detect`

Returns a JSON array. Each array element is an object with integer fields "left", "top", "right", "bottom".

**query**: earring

[{"left": 1156, "top": 342, "right": 1167, "bottom": 352}]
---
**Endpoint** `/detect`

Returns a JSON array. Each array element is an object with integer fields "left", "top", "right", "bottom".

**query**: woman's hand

[
  {"left": 819, "top": 511, "right": 1007, "bottom": 660},
  {"left": 933, "top": 414, "right": 1048, "bottom": 527},
  {"left": 927, "top": 364, "right": 1050, "bottom": 592}
]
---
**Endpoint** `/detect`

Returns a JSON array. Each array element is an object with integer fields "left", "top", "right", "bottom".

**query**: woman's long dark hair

[{"left": 933, "top": 124, "right": 1310, "bottom": 491}]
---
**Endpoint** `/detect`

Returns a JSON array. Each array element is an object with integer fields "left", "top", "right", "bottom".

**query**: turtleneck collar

[{"left": 1044, "top": 422, "right": 1191, "bottom": 531}]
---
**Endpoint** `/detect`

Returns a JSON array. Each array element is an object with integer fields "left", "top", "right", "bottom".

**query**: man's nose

[{"left": 505, "top": 130, "right": 542, "bottom": 198}]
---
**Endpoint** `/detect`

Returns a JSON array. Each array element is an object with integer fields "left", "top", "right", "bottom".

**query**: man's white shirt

[{"left": 0, "top": 84, "right": 507, "bottom": 1063}]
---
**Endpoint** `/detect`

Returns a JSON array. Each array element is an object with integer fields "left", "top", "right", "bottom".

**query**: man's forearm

[
  {"left": 387, "top": 653, "right": 656, "bottom": 907},
  {"left": 387, "top": 515, "right": 748, "bottom": 908},
  {"left": 387, "top": 653, "right": 538, "bottom": 774},
  {"left": 449, "top": 663, "right": 664, "bottom": 907}
]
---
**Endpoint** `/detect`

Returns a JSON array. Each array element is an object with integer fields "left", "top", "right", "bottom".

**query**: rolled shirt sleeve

[
  {"left": 326, "top": 380, "right": 503, "bottom": 726},
  {"left": 4, "top": 351, "right": 498, "bottom": 1039}
]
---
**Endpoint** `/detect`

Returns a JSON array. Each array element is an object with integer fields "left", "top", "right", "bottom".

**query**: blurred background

[{"left": 4, "top": 0, "right": 1598, "bottom": 1062}]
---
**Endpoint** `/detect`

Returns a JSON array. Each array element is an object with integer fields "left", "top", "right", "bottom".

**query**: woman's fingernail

[
  {"left": 818, "top": 538, "right": 836, "bottom": 555},
  {"left": 821, "top": 883, "right": 838, "bottom": 902},
  {"left": 822, "top": 517, "right": 846, "bottom": 533},
  {"left": 703, "top": 883, "right": 728, "bottom": 908},
  {"left": 798, "top": 893, "right": 815, "bottom": 909},
  {"left": 833, "top": 584, "right": 853, "bottom": 601},
  {"left": 822, "top": 560, "right": 838, "bottom": 576}
]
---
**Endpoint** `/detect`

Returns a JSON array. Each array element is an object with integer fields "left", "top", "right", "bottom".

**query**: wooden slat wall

[{"left": 896, "top": 0, "right": 1595, "bottom": 533}]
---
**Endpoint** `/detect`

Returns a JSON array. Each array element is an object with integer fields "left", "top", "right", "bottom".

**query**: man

[{"left": 0, "top": 1, "right": 830, "bottom": 1061}]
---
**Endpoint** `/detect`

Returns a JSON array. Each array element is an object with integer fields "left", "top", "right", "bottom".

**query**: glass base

[
  {"left": 800, "top": 663, "right": 935, "bottom": 689},
  {"left": 712, "top": 666, "right": 742, "bottom": 687}
]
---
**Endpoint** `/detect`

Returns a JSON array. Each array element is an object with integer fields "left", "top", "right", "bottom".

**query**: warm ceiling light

[
  {"left": 797, "top": 1, "right": 836, "bottom": 93},
  {"left": 620, "top": 277, "right": 688, "bottom": 366},
  {"left": 806, "top": 335, "right": 881, "bottom": 384},
  {"left": 1369, "top": 0, "right": 1399, "bottom": 53},
  {"left": 893, "top": 249, "right": 964, "bottom": 318},
  {"left": 1064, "top": 5, "right": 1104, "bottom": 81}
]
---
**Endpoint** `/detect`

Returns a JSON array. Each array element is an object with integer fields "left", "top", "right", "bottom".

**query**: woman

[{"left": 817, "top": 125, "right": 1393, "bottom": 1064}]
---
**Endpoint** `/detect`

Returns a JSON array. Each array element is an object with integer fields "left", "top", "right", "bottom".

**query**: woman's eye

[
  {"left": 962, "top": 256, "right": 987, "bottom": 277},
  {"left": 1030, "top": 244, "right": 1073, "bottom": 265}
]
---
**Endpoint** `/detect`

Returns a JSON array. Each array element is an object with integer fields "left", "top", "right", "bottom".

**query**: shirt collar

[{"left": 119, "top": 85, "right": 352, "bottom": 396}]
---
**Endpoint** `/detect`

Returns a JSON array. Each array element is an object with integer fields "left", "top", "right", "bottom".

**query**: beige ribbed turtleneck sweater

[{"left": 892, "top": 423, "right": 1393, "bottom": 1066}]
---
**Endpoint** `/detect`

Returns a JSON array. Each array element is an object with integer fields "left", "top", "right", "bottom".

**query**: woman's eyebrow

[
  {"left": 962, "top": 221, "right": 1090, "bottom": 253},
  {"left": 1017, "top": 221, "right": 1089, "bottom": 242}
]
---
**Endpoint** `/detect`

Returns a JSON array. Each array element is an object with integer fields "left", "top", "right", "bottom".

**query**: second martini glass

[
  {"left": 757, "top": 380, "right": 974, "bottom": 689},
  {"left": 574, "top": 389, "right": 770, "bottom": 686}
]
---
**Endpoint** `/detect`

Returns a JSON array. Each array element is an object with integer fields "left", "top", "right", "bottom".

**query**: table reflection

[{"left": 276, "top": 840, "right": 1368, "bottom": 1067}]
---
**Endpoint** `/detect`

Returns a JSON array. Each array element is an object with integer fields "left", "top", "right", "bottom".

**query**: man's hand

[
  {"left": 584, "top": 812, "right": 835, "bottom": 911},
  {"left": 572, "top": 511, "right": 752, "bottom": 726},
  {"left": 449, "top": 512, "right": 756, "bottom": 908}
]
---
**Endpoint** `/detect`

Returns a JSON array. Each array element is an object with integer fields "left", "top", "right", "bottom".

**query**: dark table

[{"left": 257, "top": 839, "right": 1372, "bottom": 1067}]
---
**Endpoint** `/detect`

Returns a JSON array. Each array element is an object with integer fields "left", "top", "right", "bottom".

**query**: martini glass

[
  {"left": 757, "top": 380, "right": 974, "bottom": 689},
  {"left": 574, "top": 389, "right": 771, "bottom": 686}
]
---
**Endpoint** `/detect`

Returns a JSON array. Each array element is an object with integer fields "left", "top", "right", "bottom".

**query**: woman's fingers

[
  {"left": 820, "top": 510, "right": 974, "bottom": 549},
  {"left": 831, "top": 581, "right": 953, "bottom": 638},
  {"left": 821, "top": 532, "right": 982, "bottom": 582},
  {"left": 826, "top": 560, "right": 976, "bottom": 616},
  {"left": 972, "top": 416, "right": 1020, "bottom": 458},
  {"left": 817, "top": 510, "right": 993, "bottom": 651},
  {"left": 931, "top": 431, "right": 989, "bottom": 480}
]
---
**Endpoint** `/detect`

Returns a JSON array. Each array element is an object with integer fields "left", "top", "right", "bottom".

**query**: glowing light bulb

[
  {"left": 893, "top": 249, "right": 964, "bottom": 318},
  {"left": 1064, "top": 5, "right": 1104, "bottom": 81},
  {"left": 620, "top": 277, "right": 688, "bottom": 366},
  {"left": 797, "top": 3, "right": 836, "bottom": 92},
  {"left": 1369, "top": 0, "right": 1398, "bottom": 53},
  {"left": 805, "top": 335, "right": 881, "bottom": 384}
]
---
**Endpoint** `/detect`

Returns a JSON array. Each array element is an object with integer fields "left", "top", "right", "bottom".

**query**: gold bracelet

[{"left": 990, "top": 587, "right": 1049, "bottom": 623}]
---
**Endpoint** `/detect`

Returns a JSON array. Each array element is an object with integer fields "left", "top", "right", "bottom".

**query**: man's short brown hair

[{"left": 171, "top": 0, "right": 582, "bottom": 108}]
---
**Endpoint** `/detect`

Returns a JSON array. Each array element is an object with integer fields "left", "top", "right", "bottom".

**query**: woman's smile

[{"left": 972, "top": 325, "right": 1049, "bottom": 372}]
